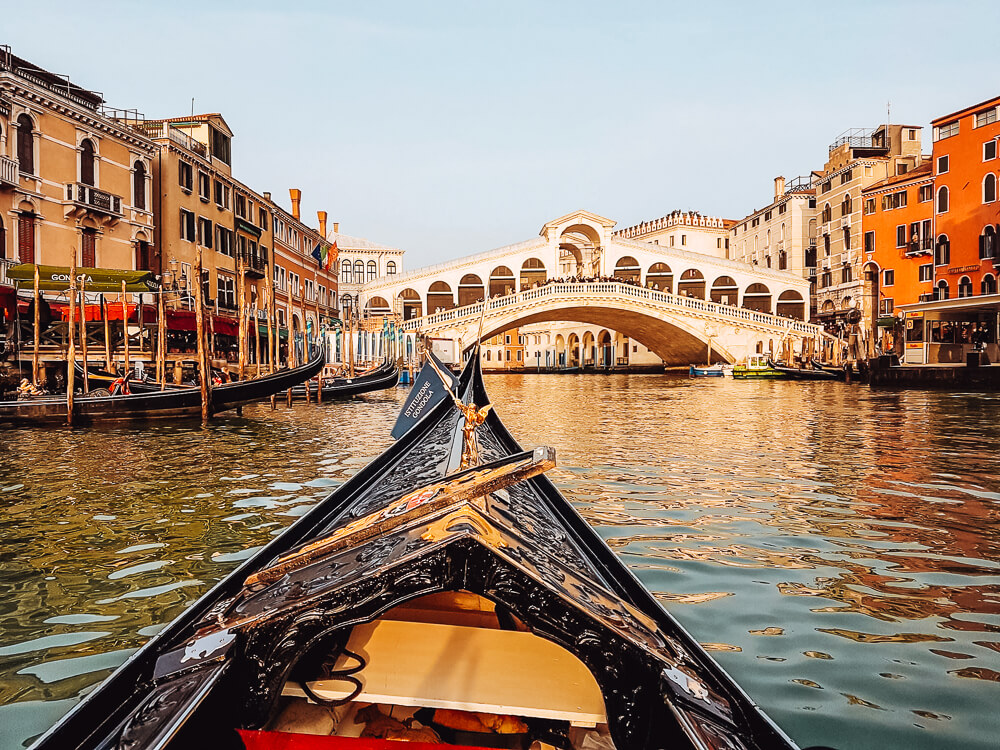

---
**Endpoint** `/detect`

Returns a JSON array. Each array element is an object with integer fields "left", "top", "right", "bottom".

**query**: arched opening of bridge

[
  {"left": 742, "top": 283, "right": 772, "bottom": 314},
  {"left": 427, "top": 281, "right": 455, "bottom": 313},
  {"left": 582, "top": 331, "right": 595, "bottom": 367},
  {"left": 398, "top": 288, "right": 422, "bottom": 320},
  {"left": 646, "top": 263, "right": 673, "bottom": 292},
  {"left": 458, "top": 274, "right": 484, "bottom": 306},
  {"left": 678, "top": 269, "right": 705, "bottom": 299},
  {"left": 555, "top": 334, "right": 566, "bottom": 367},
  {"left": 366, "top": 296, "right": 391, "bottom": 316},
  {"left": 613, "top": 256, "right": 640, "bottom": 283},
  {"left": 489, "top": 266, "right": 516, "bottom": 297},
  {"left": 776, "top": 290, "right": 805, "bottom": 320},
  {"left": 567, "top": 332, "right": 580, "bottom": 368},
  {"left": 710, "top": 276, "right": 738, "bottom": 306},
  {"left": 598, "top": 330, "right": 612, "bottom": 368},
  {"left": 559, "top": 223, "right": 602, "bottom": 278},
  {"left": 520, "top": 258, "right": 546, "bottom": 290}
]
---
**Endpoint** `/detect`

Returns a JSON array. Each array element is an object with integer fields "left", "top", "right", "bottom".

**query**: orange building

[
  {"left": 861, "top": 161, "right": 934, "bottom": 316},
  {"left": 929, "top": 96, "right": 1000, "bottom": 300},
  {"left": 893, "top": 96, "right": 1000, "bottom": 364}
]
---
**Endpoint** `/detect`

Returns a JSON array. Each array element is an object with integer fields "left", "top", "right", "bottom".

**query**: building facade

[
  {"left": 140, "top": 114, "right": 338, "bottom": 364},
  {"left": 331, "top": 227, "right": 405, "bottom": 319},
  {"left": 0, "top": 49, "right": 157, "bottom": 295},
  {"left": 729, "top": 176, "right": 818, "bottom": 313},
  {"left": 812, "top": 125, "right": 924, "bottom": 336}
]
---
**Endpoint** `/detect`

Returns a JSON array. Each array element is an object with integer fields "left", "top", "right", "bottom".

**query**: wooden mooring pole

[{"left": 66, "top": 260, "right": 77, "bottom": 426}]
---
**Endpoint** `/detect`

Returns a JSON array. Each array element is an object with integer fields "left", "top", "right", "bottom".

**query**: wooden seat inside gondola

[{"left": 282, "top": 592, "right": 607, "bottom": 729}]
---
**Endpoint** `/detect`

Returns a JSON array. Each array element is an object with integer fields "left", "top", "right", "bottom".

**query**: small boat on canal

[
  {"left": 768, "top": 360, "right": 842, "bottom": 381},
  {"left": 731, "top": 354, "right": 788, "bottom": 380},
  {"left": 30, "top": 349, "right": 798, "bottom": 750},
  {"left": 688, "top": 363, "right": 727, "bottom": 378},
  {"left": 0, "top": 348, "right": 325, "bottom": 426}
]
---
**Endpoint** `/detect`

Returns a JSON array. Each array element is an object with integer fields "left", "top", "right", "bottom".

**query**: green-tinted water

[{"left": 0, "top": 374, "right": 997, "bottom": 749}]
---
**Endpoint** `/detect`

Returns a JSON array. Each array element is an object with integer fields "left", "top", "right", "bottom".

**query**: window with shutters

[
  {"left": 17, "top": 114, "right": 34, "bottom": 175},
  {"left": 80, "top": 139, "right": 96, "bottom": 186},
  {"left": 81, "top": 230, "right": 96, "bottom": 267},
  {"left": 984, "top": 173, "right": 997, "bottom": 204},
  {"left": 133, "top": 161, "right": 146, "bottom": 211},
  {"left": 198, "top": 171, "right": 210, "bottom": 201},
  {"left": 980, "top": 226, "right": 997, "bottom": 259},
  {"left": 937, "top": 186, "right": 949, "bottom": 213},
  {"left": 864, "top": 231, "right": 875, "bottom": 253},
  {"left": 17, "top": 214, "right": 34, "bottom": 263},
  {"left": 919, "top": 264, "right": 933, "bottom": 282},
  {"left": 180, "top": 209, "right": 196, "bottom": 241},
  {"left": 135, "top": 241, "right": 152, "bottom": 271},
  {"left": 883, "top": 269, "right": 894, "bottom": 287},
  {"left": 178, "top": 161, "right": 193, "bottom": 191},
  {"left": 896, "top": 225, "right": 907, "bottom": 248},
  {"left": 0, "top": 216, "right": 5, "bottom": 259},
  {"left": 198, "top": 217, "right": 213, "bottom": 248},
  {"left": 935, "top": 236, "right": 950, "bottom": 266}
]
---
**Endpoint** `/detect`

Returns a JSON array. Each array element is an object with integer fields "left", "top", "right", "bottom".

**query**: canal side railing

[{"left": 400, "top": 282, "right": 829, "bottom": 339}]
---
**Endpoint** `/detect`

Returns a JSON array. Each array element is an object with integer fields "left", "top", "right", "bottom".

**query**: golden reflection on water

[{"left": 0, "top": 374, "right": 998, "bottom": 749}]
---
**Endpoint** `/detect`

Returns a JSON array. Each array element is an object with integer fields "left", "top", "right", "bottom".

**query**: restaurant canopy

[{"left": 6, "top": 264, "right": 159, "bottom": 293}]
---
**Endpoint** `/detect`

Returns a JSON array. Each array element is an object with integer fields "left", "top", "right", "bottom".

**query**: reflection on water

[{"left": 1, "top": 374, "right": 998, "bottom": 749}]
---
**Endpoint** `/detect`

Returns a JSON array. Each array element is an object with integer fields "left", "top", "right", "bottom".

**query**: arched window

[
  {"left": 822, "top": 203, "right": 832, "bottom": 223},
  {"left": 386, "top": 261, "right": 397, "bottom": 275},
  {"left": 958, "top": 276, "right": 973, "bottom": 298},
  {"left": 937, "top": 185, "right": 949, "bottom": 214},
  {"left": 842, "top": 192, "right": 852, "bottom": 216},
  {"left": 765, "top": 229, "right": 771, "bottom": 248},
  {"left": 779, "top": 223, "right": 785, "bottom": 243},
  {"left": 353, "top": 259, "right": 364, "bottom": 281},
  {"left": 367, "top": 260, "right": 377, "bottom": 281},
  {"left": 80, "top": 138, "right": 96, "bottom": 186},
  {"left": 982, "top": 274, "right": 998, "bottom": 295},
  {"left": 843, "top": 226, "right": 851, "bottom": 250},
  {"left": 935, "top": 235, "right": 951, "bottom": 266},
  {"left": 17, "top": 114, "right": 34, "bottom": 175},
  {"left": 984, "top": 173, "right": 997, "bottom": 204},
  {"left": 341, "top": 259, "right": 352, "bottom": 284},
  {"left": 133, "top": 161, "right": 146, "bottom": 210},
  {"left": 980, "top": 225, "right": 997, "bottom": 259},
  {"left": 936, "top": 280, "right": 949, "bottom": 300},
  {"left": 17, "top": 212, "right": 35, "bottom": 263},
  {"left": 340, "top": 294, "right": 354, "bottom": 316}
]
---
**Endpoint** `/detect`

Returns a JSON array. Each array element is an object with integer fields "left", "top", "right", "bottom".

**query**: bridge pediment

[{"left": 540, "top": 210, "right": 617, "bottom": 242}]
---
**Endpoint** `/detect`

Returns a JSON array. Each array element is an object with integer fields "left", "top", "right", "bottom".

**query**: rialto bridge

[{"left": 359, "top": 211, "right": 826, "bottom": 365}]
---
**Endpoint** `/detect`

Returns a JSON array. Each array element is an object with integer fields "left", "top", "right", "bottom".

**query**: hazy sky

[{"left": 7, "top": 1, "right": 1000, "bottom": 268}]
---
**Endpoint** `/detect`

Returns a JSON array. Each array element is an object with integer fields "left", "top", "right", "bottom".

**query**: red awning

[{"left": 165, "top": 309, "right": 239, "bottom": 336}]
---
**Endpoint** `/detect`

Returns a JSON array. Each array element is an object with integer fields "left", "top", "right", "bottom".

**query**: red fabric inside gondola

[{"left": 237, "top": 731, "right": 493, "bottom": 750}]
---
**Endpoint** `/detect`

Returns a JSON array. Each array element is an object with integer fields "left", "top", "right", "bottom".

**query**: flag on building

[
  {"left": 325, "top": 240, "right": 338, "bottom": 272},
  {"left": 311, "top": 242, "right": 323, "bottom": 267}
]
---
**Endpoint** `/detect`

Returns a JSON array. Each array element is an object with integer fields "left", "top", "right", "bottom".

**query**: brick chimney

[
  {"left": 333, "top": 222, "right": 339, "bottom": 234},
  {"left": 317, "top": 211, "right": 327, "bottom": 237},
  {"left": 289, "top": 188, "right": 301, "bottom": 220},
  {"left": 774, "top": 176, "right": 785, "bottom": 200}
]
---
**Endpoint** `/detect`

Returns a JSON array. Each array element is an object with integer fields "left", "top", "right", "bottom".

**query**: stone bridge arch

[{"left": 464, "top": 299, "right": 737, "bottom": 365}]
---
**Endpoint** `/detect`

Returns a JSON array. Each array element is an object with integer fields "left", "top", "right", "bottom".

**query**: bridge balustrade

[{"left": 403, "top": 282, "right": 825, "bottom": 338}]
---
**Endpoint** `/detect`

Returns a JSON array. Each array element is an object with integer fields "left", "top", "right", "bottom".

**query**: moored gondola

[
  {"left": 766, "top": 360, "right": 841, "bottom": 381},
  {"left": 29, "top": 350, "right": 799, "bottom": 750},
  {"left": 0, "top": 348, "right": 325, "bottom": 426},
  {"left": 291, "top": 359, "right": 401, "bottom": 400}
]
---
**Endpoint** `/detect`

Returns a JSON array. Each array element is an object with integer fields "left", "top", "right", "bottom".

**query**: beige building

[
  {"left": 728, "top": 176, "right": 818, "bottom": 314},
  {"left": 0, "top": 49, "right": 157, "bottom": 281},
  {"left": 330, "top": 228, "right": 405, "bottom": 319},
  {"left": 811, "top": 125, "right": 923, "bottom": 331},
  {"left": 138, "top": 114, "right": 338, "bottom": 362},
  {"left": 613, "top": 210, "right": 733, "bottom": 259}
]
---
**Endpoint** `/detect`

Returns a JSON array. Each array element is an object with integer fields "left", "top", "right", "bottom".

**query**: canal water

[{"left": 0, "top": 374, "right": 997, "bottom": 749}]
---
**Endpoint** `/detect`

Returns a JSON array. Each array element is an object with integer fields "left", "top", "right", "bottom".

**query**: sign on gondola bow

[{"left": 6, "top": 264, "right": 160, "bottom": 293}]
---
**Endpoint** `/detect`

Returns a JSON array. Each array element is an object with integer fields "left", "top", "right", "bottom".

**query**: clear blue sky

[{"left": 7, "top": 1, "right": 999, "bottom": 268}]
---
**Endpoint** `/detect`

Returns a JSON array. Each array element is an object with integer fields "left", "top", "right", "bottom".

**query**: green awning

[
  {"left": 876, "top": 315, "right": 897, "bottom": 328},
  {"left": 7, "top": 264, "right": 159, "bottom": 293}
]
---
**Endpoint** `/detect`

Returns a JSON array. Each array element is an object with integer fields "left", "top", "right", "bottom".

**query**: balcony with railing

[
  {"left": 783, "top": 175, "right": 813, "bottom": 194},
  {"left": 0, "top": 155, "right": 18, "bottom": 187},
  {"left": 139, "top": 123, "right": 208, "bottom": 158},
  {"left": 829, "top": 128, "right": 890, "bottom": 155},
  {"left": 66, "top": 182, "right": 123, "bottom": 217},
  {"left": 906, "top": 237, "right": 934, "bottom": 256},
  {"left": 240, "top": 251, "right": 267, "bottom": 278}
]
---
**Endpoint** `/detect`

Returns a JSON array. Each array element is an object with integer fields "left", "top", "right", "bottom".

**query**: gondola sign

[
  {"left": 391, "top": 351, "right": 457, "bottom": 440},
  {"left": 6, "top": 264, "right": 160, "bottom": 293}
]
